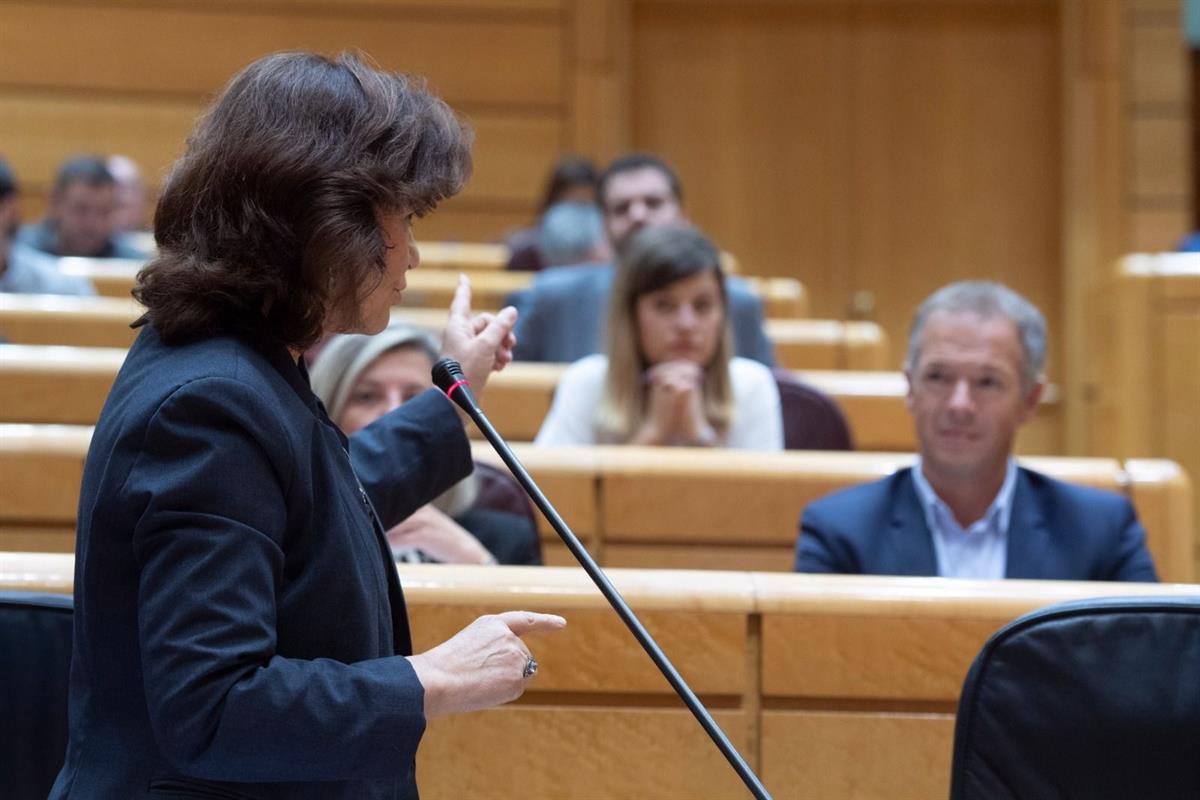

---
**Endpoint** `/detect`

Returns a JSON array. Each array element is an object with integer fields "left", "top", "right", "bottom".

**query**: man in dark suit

[
  {"left": 795, "top": 281, "right": 1157, "bottom": 581},
  {"left": 508, "top": 153, "right": 775, "bottom": 365}
]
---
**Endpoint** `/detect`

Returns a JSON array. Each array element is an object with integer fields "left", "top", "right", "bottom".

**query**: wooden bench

[
  {"left": 56, "top": 257, "right": 810, "bottom": 319},
  {"left": 1, "top": 553, "right": 1191, "bottom": 799},
  {"left": 1, "top": 427, "right": 1191, "bottom": 582},
  {"left": 0, "top": 298, "right": 881, "bottom": 372},
  {"left": 0, "top": 345, "right": 1058, "bottom": 453}
]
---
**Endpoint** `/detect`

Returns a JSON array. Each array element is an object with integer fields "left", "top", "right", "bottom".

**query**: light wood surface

[
  {"left": 0, "top": 346, "right": 1060, "bottom": 453},
  {"left": 2, "top": 427, "right": 1190, "bottom": 582},
  {"left": 0, "top": 296, "right": 876, "bottom": 373},
  {"left": 1097, "top": 254, "right": 1200, "bottom": 579},
  {"left": 2, "top": 555, "right": 1193, "bottom": 799},
  {"left": 52, "top": 257, "right": 811, "bottom": 320}
]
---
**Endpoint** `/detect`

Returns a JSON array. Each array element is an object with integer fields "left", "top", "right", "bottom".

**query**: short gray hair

[
  {"left": 905, "top": 281, "right": 1047, "bottom": 386},
  {"left": 536, "top": 201, "right": 605, "bottom": 267}
]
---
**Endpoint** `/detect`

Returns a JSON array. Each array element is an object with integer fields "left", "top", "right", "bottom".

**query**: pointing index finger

[
  {"left": 449, "top": 273, "right": 472, "bottom": 321},
  {"left": 497, "top": 610, "right": 567, "bottom": 636}
]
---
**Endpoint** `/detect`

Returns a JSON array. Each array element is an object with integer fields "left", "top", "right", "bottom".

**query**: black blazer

[
  {"left": 50, "top": 326, "right": 473, "bottom": 799},
  {"left": 795, "top": 467, "right": 1159, "bottom": 581}
]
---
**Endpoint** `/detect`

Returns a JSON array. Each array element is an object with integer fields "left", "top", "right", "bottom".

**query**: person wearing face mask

[
  {"left": 535, "top": 224, "right": 782, "bottom": 449},
  {"left": 310, "top": 324, "right": 542, "bottom": 566}
]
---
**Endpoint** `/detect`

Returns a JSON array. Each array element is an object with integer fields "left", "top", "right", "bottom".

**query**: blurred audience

[
  {"left": 509, "top": 152, "right": 774, "bottom": 365},
  {"left": 310, "top": 323, "right": 543, "bottom": 566},
  {"left": 536, "top": 201, "right": 609, "bottom": 268},
  {"left": 16, "top": 155, "right": 149, "bottom": 259},
  {"left": 505, "top": 154, "right": 598, "bottom": 271},
  {"left": 107, "top": 154, "right": 150, "bottom": 233},
  {"left": 536, "top": 224, "right": 782, "bottom": 449},
  {"left": 795, "top": 280, "right": 1157, "bottom": 581},
  {"left": 0, "top": 158, "right": 96, "bottom": 296}
]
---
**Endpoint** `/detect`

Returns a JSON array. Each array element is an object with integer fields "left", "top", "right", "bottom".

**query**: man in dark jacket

[{"left": 795, "top": 280, "right": 1157, "bottom": 582}]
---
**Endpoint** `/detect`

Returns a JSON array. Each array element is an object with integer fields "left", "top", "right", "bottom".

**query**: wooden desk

[
  {"left": 2, "top": 427, "right": 1190, "bottom": 582},
  {"left": 0, "top": 347, "right": 1060, "bottom": 453},
  {"left": 56, "top": 257, "right": 810, "bottom": 319},
  {"left": 2, "top": 555, "right": 1192, "bottom": 799}
]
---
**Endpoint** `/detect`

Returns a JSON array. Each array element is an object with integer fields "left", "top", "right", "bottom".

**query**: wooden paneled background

[{"left": 0, "top": 0, "right": 1191, "bottom": 456}]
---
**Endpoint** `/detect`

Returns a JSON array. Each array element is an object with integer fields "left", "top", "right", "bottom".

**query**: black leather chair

[
  {"left": 950, "top": 596, "right": 1200, "bottom": 800},
  {"left": 772, "top": 368, "right": 854, "bottom": 451},
  {"left": 0, "top": 592, "right": 73, "bottom": 799}
]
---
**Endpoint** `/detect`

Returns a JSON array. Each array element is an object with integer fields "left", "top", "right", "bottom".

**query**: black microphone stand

[{"left": 434, "top": 358, "right": 772, "bottom": 800}]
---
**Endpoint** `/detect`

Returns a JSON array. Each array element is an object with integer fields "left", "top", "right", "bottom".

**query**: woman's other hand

[
  {"left": 441, "top": 275, "right": 517, "bottom": 399},
  {"left": 386, "top": 505, "right": 497, "bottom": 565},
  {"left": 406, "top": 611, "right": 567, "bottom": 718}
]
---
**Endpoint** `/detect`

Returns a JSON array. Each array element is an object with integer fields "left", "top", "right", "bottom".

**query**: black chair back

[
  {"left": 950, "top": 596, "right": 1200, "bottom": 800},
  {"left": 0, "top": 592, "right": 73, "bottom": 800}
]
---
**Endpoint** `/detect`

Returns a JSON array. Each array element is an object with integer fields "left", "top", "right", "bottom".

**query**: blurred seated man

[
  {"left": 536, "top": 201, "right": 609, "bottom": 268},
  {"left": 0, "top": 158, "right": 95, "bottom": 296},
  {"left": 16, "top": 155, "right": 148, "bottom": 259},
  {"left": 107, "top": 154, "right": 150, "bottom": 233},
  {"left": 795, "top": 281, "right": 1157, "bottom": 581},
  {"left": 508, "top": 152, "right": 775, "bottom": 365}
]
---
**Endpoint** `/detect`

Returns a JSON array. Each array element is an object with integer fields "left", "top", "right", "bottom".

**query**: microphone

[{"left": 432, "top": 358, "right": 772, "bottom": 800}]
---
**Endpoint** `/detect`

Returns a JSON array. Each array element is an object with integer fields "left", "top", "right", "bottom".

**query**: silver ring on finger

[{"left": 522, "top": 656, "right": 538, "bottom": 679}]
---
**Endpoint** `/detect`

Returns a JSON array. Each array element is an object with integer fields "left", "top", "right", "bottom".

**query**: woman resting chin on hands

[{"left": 535, "top": 224, "right": 783, "bottom": 450}]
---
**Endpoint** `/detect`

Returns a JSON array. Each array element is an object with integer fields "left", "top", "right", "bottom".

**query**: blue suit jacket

[
  {"left": 508, "top": 262, "right": 775, "bottom": 365},
  {"left": 795, "top": 467, "right": 1159, "bottom": 581},
  {"left": 51, "top": 326, "right": 473, "bottom": 799}
]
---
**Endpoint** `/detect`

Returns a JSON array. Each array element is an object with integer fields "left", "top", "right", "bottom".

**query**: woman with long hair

[
  {"left": 51, "top": 52, "right": 562, "bottom": 799},
  {"left": 535, "top": 224, "right": 782, "bottom": 449}
]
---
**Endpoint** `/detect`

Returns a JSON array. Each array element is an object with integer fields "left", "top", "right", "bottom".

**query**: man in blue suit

[
  {"left": 509, "top": 153, "right": 775, "bottom": 365},
  {"left": 795, "top": 281, "right": 1157, "bottom": 581}
]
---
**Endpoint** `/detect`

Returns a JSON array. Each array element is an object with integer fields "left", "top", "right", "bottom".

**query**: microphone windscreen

[{"left": 431, "top": 357, "right": 466, "bottom": 394}]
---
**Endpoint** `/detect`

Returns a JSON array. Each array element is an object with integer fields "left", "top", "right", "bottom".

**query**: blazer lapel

[
  {"left": 1005, "top": 469, "right": 1051, "bottom": 579},
  {"left": 888, "top": 470, "right": 940, "bottom": 576}
]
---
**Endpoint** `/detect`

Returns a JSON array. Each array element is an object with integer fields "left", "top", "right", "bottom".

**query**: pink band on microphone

[{"left": 446, "top": 378, "right": 471, "bottom": 399}]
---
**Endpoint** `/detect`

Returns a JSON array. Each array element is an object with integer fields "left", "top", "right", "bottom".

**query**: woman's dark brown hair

[{"left": 134, "top": 51, "right": 472, "bottom": 349}]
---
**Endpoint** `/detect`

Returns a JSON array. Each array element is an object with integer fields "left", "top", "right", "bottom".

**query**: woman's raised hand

[
  {"left": 440, "top": 275, "right": 518, "bottom": 398},
  {"left": 406, "top": 611, "right": 566, "bottom": 718}
]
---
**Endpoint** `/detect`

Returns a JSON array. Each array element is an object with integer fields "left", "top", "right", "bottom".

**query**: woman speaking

[{"left": 50, "top": 52, "right": 563, "bottom": 799}]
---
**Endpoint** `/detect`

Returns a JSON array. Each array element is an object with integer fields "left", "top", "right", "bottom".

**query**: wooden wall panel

[
  {"left": 850, "top": 3, "right": 1061, "bottom": 372},
  {"left": 418, "top": 706, "right": 750, "bottom": 800},
  {"left": 0, "top": 0, "right": 592, "bottom": 243},
  {"left": 632, "top": 1, "right": 1062, "bottom": 375},
  {"left": 761, "top": 712, "right": 955, "bottom": 800},
  {"left": 633, "top": 2, "right": 852, "bottom": 310},
  {"left": 1129, "top": 23, "right": 1186, "bottom": 107},
  {"left": 0, "top": 94, "right": 197, "bottom": 191},
  {"left": 1131, "top": 117, "right": 1191, "bottom": 199},
  {"left": 0, "top": 2, "right": 563, "bottom": 106}
]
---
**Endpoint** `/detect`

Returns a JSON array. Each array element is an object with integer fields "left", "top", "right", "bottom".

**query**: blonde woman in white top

[{"left": 536, "top": 224, "right": 782, "bottom": 449}]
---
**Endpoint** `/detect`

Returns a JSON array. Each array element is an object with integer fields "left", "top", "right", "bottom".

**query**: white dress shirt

[{"left": 910, "top": 457, "right": 1018, "bottom": 579}]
